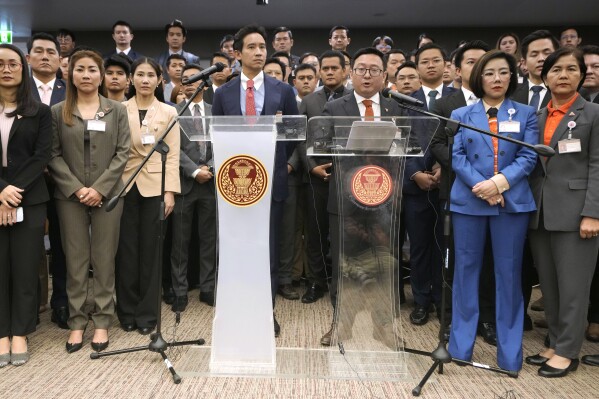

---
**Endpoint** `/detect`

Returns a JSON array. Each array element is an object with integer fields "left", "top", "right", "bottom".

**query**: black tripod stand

[
  {"left": 389, "top": 99, "right": 554, "bottom": 396},
  {"left": 90, "top": 75, "right": 218, "bottom": 384}
]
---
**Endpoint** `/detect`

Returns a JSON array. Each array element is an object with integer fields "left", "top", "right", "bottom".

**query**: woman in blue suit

[{"left": 448, "top": 50, "right": 538, "bottom": 372}]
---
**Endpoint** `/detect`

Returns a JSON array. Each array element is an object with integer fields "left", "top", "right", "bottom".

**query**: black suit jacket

[
  {"left": 103, "top": 49, "right": 143, "bottom": 61},
  {"left": 30, "top": 78, "right": 66, "bottom": 106},
  {"left": 322, "top": 93, "right": 402, "bottom": 214},
  {"left": 0, "top": 103, "right": 52, "bottom": 206},
  {"left": 203, "top": 87, "right": 214, "bottom": 105},
  {"left": 429, "top": 90, "right": 467, "bottom": 200},
  {"left": 404, "top": 85, "right": 456, "bottom": 196},
  {"left": 511, "top": 80, "right": 551, "bottom": 109}
]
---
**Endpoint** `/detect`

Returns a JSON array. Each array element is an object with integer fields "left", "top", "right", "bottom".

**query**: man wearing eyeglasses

[
  {"left": 318, "top": 47, "right": 402, "bottom": 347},
  {"left": 404, "top": 43, "right": 456, "bottom": 327},
  {"left": 559, "top": 27, "right": 582, "bottom": 48}
]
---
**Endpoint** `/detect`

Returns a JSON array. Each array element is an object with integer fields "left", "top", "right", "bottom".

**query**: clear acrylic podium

[{"left": 176, "top": 113, "right": 441, "bottom": 382}]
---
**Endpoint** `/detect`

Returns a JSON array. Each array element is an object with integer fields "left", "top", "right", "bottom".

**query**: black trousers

[
  {"left": 116, "top": 185, "right": 162, "bottom": 328},
  {"left": 304, "top": 180, "right": 330, "bottom": 287},
  {"left": 0, "top": 203, "right": 46, "bottom": 338}
]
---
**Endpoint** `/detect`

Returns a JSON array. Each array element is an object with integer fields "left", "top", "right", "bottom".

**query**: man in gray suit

[{"left": 170, "top": 64, "right": 217, "bottom": 312}]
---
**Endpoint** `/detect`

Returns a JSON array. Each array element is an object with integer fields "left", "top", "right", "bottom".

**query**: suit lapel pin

[
  {"left": 57, "top": 85, "right": 62, "bottom": 89},
  {"left": 569, "top": 112, "right": 575, "bottom": 116},
  {"left": 385, "top": 107, "right": 389, "bottom": 113},
  {"left": 17, "top": 114, "right": 22, "bottom": 119}
]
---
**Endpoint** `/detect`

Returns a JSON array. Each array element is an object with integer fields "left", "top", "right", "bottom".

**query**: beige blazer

[
  {"left": 49, "top": 96, "right": 131, "bottom": 200},
  {"left": 122, "top": 98, "right": 180, "bottom": 196}
]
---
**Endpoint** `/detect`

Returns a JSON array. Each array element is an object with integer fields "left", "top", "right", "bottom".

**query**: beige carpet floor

[{"left": 1, "top": 285, "right": 598, "bottom": 399}]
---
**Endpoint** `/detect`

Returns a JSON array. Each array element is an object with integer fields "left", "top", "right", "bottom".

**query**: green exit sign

[{"left": 0, "top": 31, "right": 12, "bottom": 44}]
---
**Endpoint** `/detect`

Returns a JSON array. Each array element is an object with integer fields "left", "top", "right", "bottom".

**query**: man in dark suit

[
  {"left": 298, "top": 50, "right": 351, "bottom": 310},
  {"left": 26, "top": 32, "right": 69, "bottom": 330},
  {"left": 317, "top": 47, "right": 402, "bottom": 345},
  {"left": 103, "top": 20, "right": 143, "bottom": 61},
  {"left": 272, "top": 27, "right": 300, "bottom": 68},
  {"left": 510, "top": 30, "right": 558, "bottom": 330},
  {"left": 203, "top": 52, "right": 232, "bottom": 105},
  {"left": 155, "top": 20, "right": 200, "bottom": 82},
  {"left": 511, "top": 30, "right": 558, "bottom": 111},
  {"left": 211, "top": 25, "right": 299, "bottom": 336},
  {"left": 429, "top": 40, "right": 500, "bottom": 345},
  {"left": 404, "top": 43, "right": 456, "bottom": 326},
  {"left": 170, "top": 64, "right": 217, "bottom": 312}
]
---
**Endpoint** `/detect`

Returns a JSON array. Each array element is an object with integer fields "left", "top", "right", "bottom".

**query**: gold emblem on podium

[
  {"left": 350, "top": 165, "right": 393, "bottom": 206},
  {"left": 217, "top": 155, "right": 268, "bottom": 206}
]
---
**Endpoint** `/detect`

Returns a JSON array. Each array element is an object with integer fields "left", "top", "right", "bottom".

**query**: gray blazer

[
  {"left": 529, "top": 95, "right": 599, "bottom": 231},
  {"left": 175, "top": 101, "right": 212, "bottom": 196},
  {"left": 49, "top": 96, "right": 131, "bottom": 200}
]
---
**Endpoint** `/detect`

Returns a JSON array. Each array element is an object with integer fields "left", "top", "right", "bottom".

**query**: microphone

[
  {"left": 182, "top": 63, "right": 225, "bottom": 85},
  {"left": 382, "top": 88, "right": 424, "bottom": 107}
]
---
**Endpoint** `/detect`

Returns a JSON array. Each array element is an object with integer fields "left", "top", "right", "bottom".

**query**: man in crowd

[
  {"left": 104, "top": 20, "right": 143, "bottom": 61},
  {"left": 163, "top": 54, "right": 186, "bottom": 102},
  {"left": 582, "top": 45, "right": 599, "bottom": 103},
  {"left": 395, "top": 61, "right": 421, "bottom": 95},
  {"left": 155, "top": 19, "right": 199, "bottom": 81},
  {"left": 560, "top": 27, "right": 582, "bottom": 48},
  {"left": 272, "top": 27, "right": 300, "bottom": 67},
  {"left": 293, "top": 64, "right": 318, "bottom": 102},
  {"left": 263, "top": 58, "right": 286, "bottom": 82},
  {"left": 56, "top": 28, "right": 75, "bottom": 57},
  {"left": 385, "top": 49, "right": 407, "bottom": 90},
  {"left": 103, "top": 54, "right": 131, "bottom": 102},
  {"left": 27, "top": 32, "right": 69, "bottom": 330},
  {"left": 170, "top": 64, "right": 217, "bottom": 312},
  {"left": 329, "top": 26, "right": 351, "bottom": 52},
  {"left": 203, "top": 52, "right": 232, "bottom": 105}
]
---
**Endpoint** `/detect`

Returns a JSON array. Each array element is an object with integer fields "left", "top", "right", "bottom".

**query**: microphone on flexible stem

[
  {"left": 181, "top": 62, "right": 226, "bottom": 85},
  {"left": 382, "top": 87, "right": 425, "bottom": 107}
]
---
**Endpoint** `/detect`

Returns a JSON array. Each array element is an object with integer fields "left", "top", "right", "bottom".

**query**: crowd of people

[{"left": 0, "top": 19, "right": 598, "bottom": 380}]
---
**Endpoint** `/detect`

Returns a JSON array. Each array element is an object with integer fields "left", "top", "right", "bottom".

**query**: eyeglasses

[
  {"left": 0, "top": 62, "right": 22, "bottom": 71},
  {"left": 353, "top": 67, "right": 383, "bottom": 77},
  {"left": 482, "top": 70, "right": 511, "bottom": 80},
  {"left": 561, "top": 35, "right": 578, "bottom": 40}
]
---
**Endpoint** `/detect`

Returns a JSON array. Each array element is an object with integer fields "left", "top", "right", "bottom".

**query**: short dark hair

[
  {"left": 351, "top": 47, "right": 386, "bottom": 69},
  {"left": 272, "top": 26, "right": 292, "bottom": 39},
  {"left": 396, "top": 61, "right": 419, "bottom": 78},
  {"left": 417, "top": 33, "right": 434, "bottom": 49},
  {"left": 182, "top": 63, "right": 202, "bottom": 75},
  {"left": 0, "top": 44, "right": 37, "bottom": 117},
  {"left": 299, "top": 52, "right": 319, "bottom": 64},
  {"left": 415, "top": 43, "right": 447, "bottom": 65},
  {"left": 57, "top": 28, "right": 76, "bottom": 41},
  {"left": 210, "top": 52, "right": 231, "bottom": 66},
  {"left": 233, "top": 25, "right": 267, "bottom": 52},
  {"left": 294, "top": 63, "right": 317, "bottom": 76},
  {"left": 454, "top": 40, "right": 491, "bottom": 69},
  {"left": 329, "top": 26, "right": 349, "bottom": 39},
  {"left": 166, "top": 53, "right": 186, "bottom": 68},
  {"left": 164, "top": 19, "right": 187, "bottom": 37},
  {"left": 560, "top": 27, "right": 580, "bottom": 37},
  {"left": 541, "top": 47, "right": 587, "bottom": 90},
  {"left": 581, "top": 45, "right": 599, "bottom": 57},
  {"left": 521, "top": 30, "right": 559, "bottom": 58},
  {"left": 384, "top": 49, "right": 407, "bottom": 62},
  {"left": 340, "top": 50, "right": 351, "bottom": 62},
  {"left": 372, "top": 35, "right": 393, "bottom": 48},
  {"left": 469, "top": 50, "right": 519, "bottom": 99},
  {"left": 104, "top": 53, "right": 131, "bottom": 76},
  {"left": 319, "top": 50, "right": 346, "bottom": 69},
  {"left": 263, "top": 58, "right": 285, "bottom": 76},
  {"left": 272, "top": 51, "right": 292, "bottom": 66},
  {"left": 112, "top": 20, "right": 133, "bottom": 34},
  {"left": 27, "top": 32, "right": 60, "bottom": 54},
  {"left": 220, "top": 34, "right": 234, "bottom": 48}
]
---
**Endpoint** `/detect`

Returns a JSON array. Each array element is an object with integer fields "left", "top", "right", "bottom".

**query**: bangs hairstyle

[
  {"left": 541, "top": 47, "right": 587, "bottom": 90},
  {"left": 129, "top": 57, "right": 165, "bottom": 102},
  {"left": 63, "top": 50, "right": 105, "bottom": 126},
  {"left": 469, "top": 50, "right": 518, "bottom": 99},
  {"left": 233, "top": 25, "right": 267, "bottom": 53},
  {"left": 0, "top": 44, "right": 37, "bottom": 117}
]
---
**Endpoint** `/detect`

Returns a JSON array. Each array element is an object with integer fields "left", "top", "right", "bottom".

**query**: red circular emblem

[
  {"left": 217, "top": 155, "right": 268, "bottom": 207},
  {"left": 350, "top": 165, "right": 393, "bottom": 207}
]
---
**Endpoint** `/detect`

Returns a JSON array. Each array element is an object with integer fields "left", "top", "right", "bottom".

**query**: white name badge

[
  {"left": 141, "top": 134, "right": 156, "bottom": 145},
  {"left": 558, "top": 138, "right": 582, "bottom": 154},
  {"left": 499, "top": 121, "right": 520, "bottom": 133},
  {"left": 87, "top": 120, "right": 106, "bottom": 132}
]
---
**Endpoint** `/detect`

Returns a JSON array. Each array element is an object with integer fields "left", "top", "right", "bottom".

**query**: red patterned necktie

[{"left": 246, "top": 79, "right": 256, "bottom": 116}]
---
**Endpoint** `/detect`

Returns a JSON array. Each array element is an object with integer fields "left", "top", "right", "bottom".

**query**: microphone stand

[
  {"left": 392, "top": 100, "right": 554, "bottom": 396},
  {"left": 90, "top": 78, "right": 213, "bottom": 384}
]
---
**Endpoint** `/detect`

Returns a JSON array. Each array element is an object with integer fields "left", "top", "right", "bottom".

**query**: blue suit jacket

[
  {"left": 103, "top": 49, "right": 144, "bottom": 61},
  {"left": 450, "top": 98, "right": 538, "bottom": 215},
  {"left": 211, "top": 75, "right": 299, "bottom": 202},
  {"left": 403, "top": 86, "right": 456, "bottom": 195},
  {"left": 30, "top": 78, "right": 66, "bottom": 106}
]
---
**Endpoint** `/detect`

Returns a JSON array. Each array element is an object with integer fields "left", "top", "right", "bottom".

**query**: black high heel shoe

[
  {"left": 538, "top": 358, "right": 579, "bottom": 378},
  {"left": 66, "top": 327, "right": 87, "bottom": 354},
  {"left": 91, "top": 329, "right": 109, "bottom": 352}
]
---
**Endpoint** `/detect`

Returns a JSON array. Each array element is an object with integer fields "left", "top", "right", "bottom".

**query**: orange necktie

[
  {"left": 363, "top": 99, "right": 374, "bottom": 121},
  {"left": 487, "top": 107, "right": 499, "bottom": 175}
]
